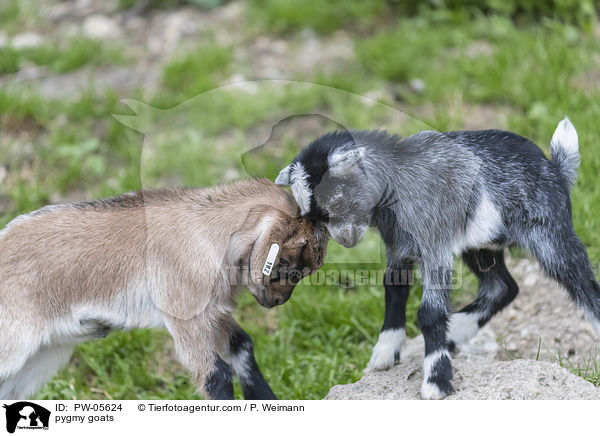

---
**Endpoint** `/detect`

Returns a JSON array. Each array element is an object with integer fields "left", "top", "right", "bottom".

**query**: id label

[{"left": 262, "top": 243, "right": 280, "bottom": 276}]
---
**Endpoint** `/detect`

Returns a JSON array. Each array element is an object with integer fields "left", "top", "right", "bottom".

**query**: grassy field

[{"left": 0, "top": 0, "right": 599, "bottom": 399}]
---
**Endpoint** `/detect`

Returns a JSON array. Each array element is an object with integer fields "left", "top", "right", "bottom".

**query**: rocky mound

[
  {"left": 325, "top": 331, "right": 600, "bottom": 400},
  {"left": 326, "top": 257, "right": 600, "bottom": 400}
]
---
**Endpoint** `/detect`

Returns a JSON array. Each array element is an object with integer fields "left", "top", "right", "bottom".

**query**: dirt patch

[{"left": 490, "top": 257, "right": 599, "bottom": 366}]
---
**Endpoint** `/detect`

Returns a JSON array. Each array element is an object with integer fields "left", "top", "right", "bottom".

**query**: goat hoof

[
  {"left": 365, "top": 329, "right": 406, "bottom": 372},
  {"left": 420, "top": 380, "right": 454, "bottom": 400}
]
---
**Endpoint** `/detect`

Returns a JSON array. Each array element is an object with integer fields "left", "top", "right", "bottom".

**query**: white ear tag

[{"left": 262, "top": 243, "right": 280, "bottom": 276}]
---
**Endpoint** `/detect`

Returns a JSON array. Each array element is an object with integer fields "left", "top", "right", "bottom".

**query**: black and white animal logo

[
  {"left": 3, "top": 402, "right": 50, "bottom": 433},
  {"left": 276, "top": 118, "right": 600, "bottom": 399}
]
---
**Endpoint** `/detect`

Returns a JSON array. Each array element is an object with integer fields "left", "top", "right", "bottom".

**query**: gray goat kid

[{"left": 275, "top": 118, "right": 600, "bottom": 399}]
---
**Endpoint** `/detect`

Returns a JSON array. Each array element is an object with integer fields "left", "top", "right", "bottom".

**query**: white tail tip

[{"left": 551, "top": 116, "right": 578, "bottom": 155}]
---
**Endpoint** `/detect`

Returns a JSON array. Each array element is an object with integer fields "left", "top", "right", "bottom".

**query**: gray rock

[
  {"left": 82, "top": 14, "right": 122, "bottom": 40},
  {"left": 453, "top": 325, "right": 498, "bottom": 362},
  {"left": 490, "top": 257, "right": 600, "bottom": 366},
  {"left": 409, "top": 78, "right": 426, "bottom": 93},
  {"left": 325, "top": 330, "right": 600, "bottom": 400},
  {"left": 11, "top": 32, "right": 44, "bottom": 49},
  {"left": 325, "top": 257, "right": 600, "bottom": 400}
]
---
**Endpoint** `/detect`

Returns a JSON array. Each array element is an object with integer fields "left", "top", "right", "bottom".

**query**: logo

[{"left": 3, "top": 402, "right": 50, "bottom": 434}]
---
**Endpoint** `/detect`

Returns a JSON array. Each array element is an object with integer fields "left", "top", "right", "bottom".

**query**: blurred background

[{"left": 1, "top": 0, "right": 599, "bottom": 399}]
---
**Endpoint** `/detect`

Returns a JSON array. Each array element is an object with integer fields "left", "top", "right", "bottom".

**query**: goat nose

[
  {"left": 274, "top": 297, "right": 283, "bottom": 306},
  {"left": 338, "top": 230, "right": 349, "bottom": 245},
  {"left": 338, "top": 228, "right": 356, "bottom": 247}
]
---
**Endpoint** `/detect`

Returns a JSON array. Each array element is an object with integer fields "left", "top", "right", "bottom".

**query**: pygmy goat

[
  {"left": 276, "top": 118, "right": 600, "bottom": 399},
  {"left": 0, "top": 178, "right": 328, "bottom": 400}
]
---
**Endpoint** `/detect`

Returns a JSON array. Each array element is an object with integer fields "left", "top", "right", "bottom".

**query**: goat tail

[{"left": 550, "top": 116, "right": 580, "bottom": 188}]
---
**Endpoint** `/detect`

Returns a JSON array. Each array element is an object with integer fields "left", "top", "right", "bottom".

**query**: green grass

[
  {"left": 562, "top": 350, "right": 600, "bottom": 387},
  {"left": 0, "top": 47, "right": 21, "bottom": 74},
  {"left": 0, "top": 37, "right": 124, "bottom": 74},
  {"left": 161, "top": 44, "right": 233, "bottom": 101},
  {"left": 37, "top": 329, "right": 203, "bottom": 400},
  {"left": 247, "top": 0, "right": 393, "bottom": 34},
  {"left": 247, "top": 0, "right": 598, "bottom": 35},
  {"left": 0, "top": 88, "right": 142, "bottom": 228},
  {"left": 0, "top": 0, "right": 41, "bottom": 35},
  {"left": 0, "top": 0, "right": 21, "bottom": 24},
  {"left": 0, "top": 2, "right": 598, "bottom": 400}
]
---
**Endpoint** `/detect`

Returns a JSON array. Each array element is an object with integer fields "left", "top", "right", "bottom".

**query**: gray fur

[{"left": 278, "top": 118, "right": 599, "bottom": 399}]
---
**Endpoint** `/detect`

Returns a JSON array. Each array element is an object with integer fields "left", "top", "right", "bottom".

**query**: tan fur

[{"left": 0, "top": 178, "right": 327, "bottom": 399}]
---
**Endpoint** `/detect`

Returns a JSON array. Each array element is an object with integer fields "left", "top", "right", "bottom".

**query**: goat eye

[
  {"left": 278, "top": 258, "right": 290, "bottom": 267},
  {"left": 330, "top": 198, "right": 344, "bottom": 212}
]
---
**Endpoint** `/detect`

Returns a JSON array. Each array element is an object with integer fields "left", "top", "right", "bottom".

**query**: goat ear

[
  {"left": 284, "top": 236, "right": 308, "bottom": 248},
  {"left": 249, "top": 210, "right": 295, "bottom": 281},
  {"left": 328, "top": 147, "right": 365, "bottom": 177},
  {"left": 304, "top": 222, "right": 328, "bottom": 272},
  {"left": 229, "top": 206, "right": 293, "bottom": 282},
  {"left": 275, "top": 165, "right": 292, "bottom": 186}
]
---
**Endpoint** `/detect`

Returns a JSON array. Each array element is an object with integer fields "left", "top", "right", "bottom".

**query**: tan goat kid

[{"left": 0, "top": 178, "right": 327, "bottom": 400}]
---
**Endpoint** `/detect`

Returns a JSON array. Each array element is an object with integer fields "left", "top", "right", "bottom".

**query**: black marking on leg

[
  {"left": 427, "top": 352, "right": 454, "bottom": 396},
  {"left": 204, "top": 354, "right": 234, "bottom": 400},
  {"left": 418, "top": 305, "right": 449, "bottom": 356},
  {"left": 230, "top": 325, "right": 277, "bottom": 400},
  {"left": 447, "top": 341, "right": 456, "bottom": 353},
  {"left": 418, "top": 283, "right": 454, "bottom": 396},
  {"left": 381, "top": 261, "right": 413, "bottom": 332},
  {"left": 239, "top": 370, "right": 277, "bottom": 400},
  {"left": 459, "top": 249, "right": 519, "bottom": 328}
]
